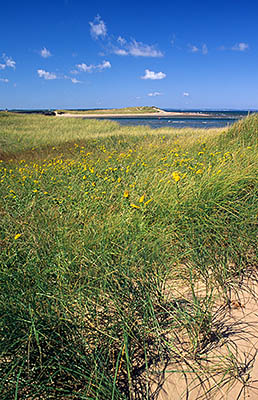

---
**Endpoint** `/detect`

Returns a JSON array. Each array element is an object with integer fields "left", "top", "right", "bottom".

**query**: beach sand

[{"left": 152, "top": 280, "right": 258, "bottom": 399}]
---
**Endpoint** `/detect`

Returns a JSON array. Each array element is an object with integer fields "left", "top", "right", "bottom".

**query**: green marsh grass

[{"left": 0, "top": 113, "right": 257, "bottom": 398}]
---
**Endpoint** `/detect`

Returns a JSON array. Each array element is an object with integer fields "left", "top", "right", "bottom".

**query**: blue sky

[{"left": 1, "top": 0, "right": 258, "bottom": 109}]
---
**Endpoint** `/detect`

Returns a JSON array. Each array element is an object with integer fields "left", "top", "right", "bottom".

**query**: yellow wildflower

[
  {"left": 139, "top": 195, "right": 145, "bottom": 203},
  {"left": 123, "top": 190, "right": 129, "bottom": 198},
  {"left": 172, "top": 172, "right": 180, "bottom": 182},
  {"left": 130, "top": 203, "right": 140, "bottom": 209},
  {"left": 144, "top": 199, "right": 153, "bottom": 206},
  {"left": 14, "top": 233, "right": 22, "bottom": 240}
]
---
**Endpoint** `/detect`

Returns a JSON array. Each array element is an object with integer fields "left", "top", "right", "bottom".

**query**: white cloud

[
  {"left": 183, "top": 92, "right": 189, "bottom": 97},
  {"left": 0, "top": 78, "right": 9, "bottom": 83},
  {"left": 189, "top": 45, "right": 199, "bottom": 53},
  {"left": 188, "top": 44, "right": 208, "bottom": 54},
  {"left": 113, "top": 48, "right": 128, "bottom": 56},
  {"left": 89, "top": 15, "right": 107, "bottom": 39},
  {"left": 77, "top": 63, "right": 94, "bottom": 72},
  {"left": 4, "top": 56, "right": 16, "bottom": 69},
  {"left": 128, "top": 40, "right": 163, "bottom": 57},
  {"left": 99, "top": 60, "right": 111, "bottom": 69},
  {"left": 37, "top": 69, "right": 57, "bottom": 80},
  {"left": 1, "top": 54, "right": 16, "bottom": 69},
  {"left": 219, "top": 43, "right": 249, "bottom": 52},
  {"left": 71, "top": 77, "right": 80, "bottom": 84},
  {"left": 112, "top": 39, "right": 163, "bottom": 57},
  {"left": 232, "top": 42, "right": 249, "bottom": 51},
  {"left": 64, "top": 75, "right": 81, "bottom": 83},
  {"left": 89, "top": 16, "right": 163, "bottom": 58},
  {"left": 141, "top": 69, "right": 166, "bottom": 80},
  {"left": 148, "top": 91, "right": 162, "bottom": 97},
  {"left": 88, "top": 17, "right": 162, "bottom": 58},
  {"left": 76, "top": 60, "right": 111, "bottom": 73},
  {"left": 40, "top": 47, "right": 51, "bottom": 58}
]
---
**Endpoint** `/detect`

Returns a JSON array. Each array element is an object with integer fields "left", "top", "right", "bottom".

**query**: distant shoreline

[
  {"left": 56, "top": 111, "right": 224, "bottom": 119},
  {"left": 2, "top": 108, "right": 253, "bottom": 120}
]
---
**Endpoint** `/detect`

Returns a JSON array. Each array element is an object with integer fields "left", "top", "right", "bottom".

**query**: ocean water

[
  {"left": 95, "top": 111, "right": 255, "bottom": 130},
  {"left": 100, "top": 117, "right": 236, "bottom": 129}
]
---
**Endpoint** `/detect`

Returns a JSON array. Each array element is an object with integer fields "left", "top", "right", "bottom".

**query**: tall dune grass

[{"left": 0, "top": 113, "right": 257, "bottom": 398}]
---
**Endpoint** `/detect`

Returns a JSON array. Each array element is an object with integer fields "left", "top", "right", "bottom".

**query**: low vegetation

[
  {"left": 0, "top": 112, "right": 257, "bottom": 399},
  {"left": 55, "top": 106, "right": 163, "bottom": 115}
]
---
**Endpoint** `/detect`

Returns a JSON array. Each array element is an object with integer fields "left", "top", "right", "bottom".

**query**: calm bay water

[
  {"left": 95, "top": 111, "right": 254, "bottom": 130},
  {"left": 100, "top": 117, "right": 237, "bottom": 129}
]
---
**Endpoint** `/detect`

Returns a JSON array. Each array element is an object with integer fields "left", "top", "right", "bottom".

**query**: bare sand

[{"left": 151, "top": 280, "right": 258, "bottom": 399}]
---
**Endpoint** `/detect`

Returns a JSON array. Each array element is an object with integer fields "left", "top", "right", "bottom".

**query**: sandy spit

[{"left": 55, "top": 111, "right": 214, "bottom": 119}]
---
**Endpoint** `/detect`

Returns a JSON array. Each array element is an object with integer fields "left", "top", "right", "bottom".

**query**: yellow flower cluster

[{"left": 0, "top": 140, "right": 232, "bottom": 216}]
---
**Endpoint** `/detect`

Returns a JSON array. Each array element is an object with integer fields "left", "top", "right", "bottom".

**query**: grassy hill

[{"left": 0, "top": 112, "right": 257, "bottom": 398}]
